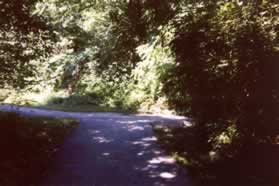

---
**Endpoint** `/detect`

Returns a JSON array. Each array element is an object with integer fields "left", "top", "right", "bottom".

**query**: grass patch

[
  {"left": 1, "top": 101, "right": 138, "bottom": 114},
  {"left": 2, "top": 89, "right": 170, "bottom": 114},
  {"left": 34, "top": 103, "right": 138, "bottom": 113},
  {"left": 0, "top": 112, "right": 78, "bottom": 186},
  {"left": 2, "top": 92, "right": 139, "bottom": 114},
  {"left": 38, "top": 93, "right": 139, "bottom": 113},
  {"left": 153, "top": 125, "right": 279, "bottom": 186}
]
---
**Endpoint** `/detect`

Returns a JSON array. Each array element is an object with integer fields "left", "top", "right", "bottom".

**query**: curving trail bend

[{"left": 0, "top": 104, "right": 193, "bottom": 186}]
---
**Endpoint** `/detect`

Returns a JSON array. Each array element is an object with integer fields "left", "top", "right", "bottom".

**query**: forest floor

[
  {"left": 0, "top": 104, "right": 193, "bottom": 186},
  {"left": 0, "top": 109, "right": 78, "bottom": 186}
]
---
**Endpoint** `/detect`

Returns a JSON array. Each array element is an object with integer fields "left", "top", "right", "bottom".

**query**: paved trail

[{"left": 0, "top": 105, "right": 193, "bottom": 186}]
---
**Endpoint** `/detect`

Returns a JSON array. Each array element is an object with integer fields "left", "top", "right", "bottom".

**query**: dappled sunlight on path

[{"left": 0, "top": 104, "right": 193, "bottom": 186}]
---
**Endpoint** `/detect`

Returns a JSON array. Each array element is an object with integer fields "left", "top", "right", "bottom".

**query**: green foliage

[
  {"left": 1, "top": 2, "right": 278, "bottom": 184},
  {"left": 19, "top": 0, "right": 179, "bottom": 112},
  {"left": 128, "top": 31, "right": 176, "bottom": 111},
  {"left": 0, "top": 0, "right": 54, "bottom": 88},
  {"left": 154, "top": 124, "right": 279, "bottom": 185},
  {"left": 166, "top": 0, "right": 279, "bottom": 146}
]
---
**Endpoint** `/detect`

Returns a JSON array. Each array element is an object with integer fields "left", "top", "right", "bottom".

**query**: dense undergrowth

[
  {"left": 154, "top": 125, "right": 279, "bottom": 186},
  {"left": 0, "top": 0, "right": 278, "bottom": 184},
  {"left": 0, "top": 112, "right": 78, "bottom": 186}
]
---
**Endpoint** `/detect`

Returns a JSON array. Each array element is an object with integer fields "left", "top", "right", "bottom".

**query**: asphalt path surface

[{"left": 0, "top": 104, "right": 193, "bottom": 186}]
